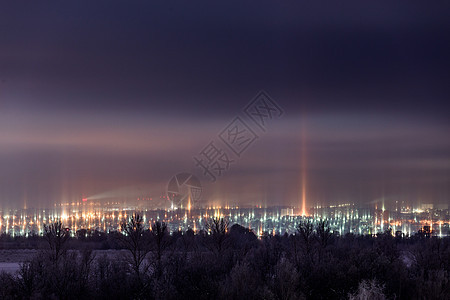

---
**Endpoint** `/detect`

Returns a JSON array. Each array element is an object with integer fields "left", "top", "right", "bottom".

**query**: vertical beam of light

[
  {"left": 301, "top": 117, "right": 307, "bottom": 217},
  {"left": 187, "top": 190, "right": 192, "bottom": 213}
]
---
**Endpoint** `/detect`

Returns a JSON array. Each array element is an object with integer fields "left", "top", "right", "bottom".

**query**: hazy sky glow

[{"left": 0, "top": 1, "right": 449, "bottom": 209}]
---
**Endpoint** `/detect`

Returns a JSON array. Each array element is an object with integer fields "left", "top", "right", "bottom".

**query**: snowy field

[
  {"left": 0, "top": 249, "right": 129, "bottom": 274},
  {"left": 0, "top": 249, "right": 37, "bottom": 273},
  {"left": 0, "top": 263, "right": 21, "bottom": 273}
]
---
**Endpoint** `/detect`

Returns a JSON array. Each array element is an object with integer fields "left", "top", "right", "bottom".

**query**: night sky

[{"left": 1, "top": 1, "right": 449, "bottom": 209}]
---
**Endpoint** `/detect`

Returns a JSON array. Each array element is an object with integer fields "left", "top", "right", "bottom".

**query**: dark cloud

[{"left": 0, "top": 1, "right": 449, "bottom": 208}]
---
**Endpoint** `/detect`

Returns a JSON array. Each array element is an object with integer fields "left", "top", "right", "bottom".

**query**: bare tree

[
  {"left": 296, "top": 219, "right": 315, "bottom": 263},
  {"left": 17, "top": 256, "right": 44, "bottom": 298},
  {"left": 206, "top": 217, "right": 229, "bottom": 254},
  {"left": 43, "top": 220, "right": 70, "bottom": 263},
  {"left": 348, "top": 279, "right": 386, "bottom": 300},
  {"left": 297, "top": 220, "right": 314, "bottom": 245},
  {"left": 180, "top": 228, "right": 196, "bottom": 259},
  {"left": 316, "top": 219, "right": 332, "bottom": 249},
  {"left": 152, "top": 221, "right": 168, "bottom": 278},
  {"left": 119, "top": 213, "right": 151, "bottom": 279}
]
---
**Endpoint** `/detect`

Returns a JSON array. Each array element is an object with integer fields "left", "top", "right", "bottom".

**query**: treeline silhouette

[{"left": 0, "top": 214, "right": 449, "bottom": 299}]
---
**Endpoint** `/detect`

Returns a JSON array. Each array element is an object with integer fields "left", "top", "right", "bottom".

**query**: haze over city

[
  {"left": 0, "top": 1, "right": 449, "bottom": 210},
  {"left": 1, "top": 3, "right": 450, "bottom": 300}
]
